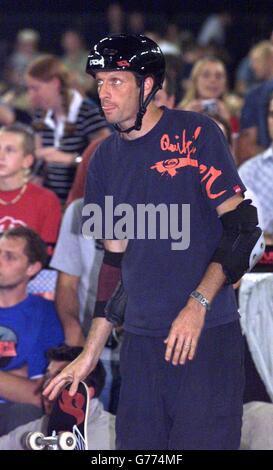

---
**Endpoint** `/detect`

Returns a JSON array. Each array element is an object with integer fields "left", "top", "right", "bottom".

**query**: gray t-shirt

[
  {"left": 0, "top": 398, "right": 116, "bottom": 450},
  {"left": 50, "top": 198, "right": 104, "bottom": 333}
]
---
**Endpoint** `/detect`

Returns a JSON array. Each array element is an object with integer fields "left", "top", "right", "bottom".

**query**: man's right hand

[
  {"left": 43, "top": 317, "right": 113, "bottom": 401},
  {"left": 42, "top": 350, "right": 96, "bottom": 401}
]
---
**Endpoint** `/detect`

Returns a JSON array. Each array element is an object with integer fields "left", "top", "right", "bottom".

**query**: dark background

[
  {"left": 0, "top": 0, "right": 272, "bottom": 72},
  {"left": 1, "top": 0, "right": 272, "bottom": 14}
]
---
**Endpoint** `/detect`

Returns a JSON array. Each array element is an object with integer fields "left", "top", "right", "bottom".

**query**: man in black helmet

[
  {"left": 87, "top": 34, "right": 165, "bottom": 133},
  {"left": 44, "top": 35, "right": 264, "bottom": 450}
]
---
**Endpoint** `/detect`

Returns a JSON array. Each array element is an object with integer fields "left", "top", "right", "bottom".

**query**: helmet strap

[{"left": 114, "top": 78, "right": 161, "bottom": 134}]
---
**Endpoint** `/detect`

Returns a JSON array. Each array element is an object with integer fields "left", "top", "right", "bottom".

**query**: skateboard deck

[{"left": 26, "top": 381, "right": 89, "bottom": 450}]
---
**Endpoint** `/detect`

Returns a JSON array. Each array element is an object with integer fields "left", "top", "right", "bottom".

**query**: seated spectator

[
  {"left": 238, "top": 93, "right": 273, "bottom": 238},
  {"left": 235, "top": 40, "right": 273, "bottom": 97},
  {"left": 176, "top": 36, "right": 204, "bottom": 97},
  {"left": 235, "top": 55, "right": 256, "bottom": 97},
  {"left": 164, "top": 23, "right": 183, "bottom": 52},
  {"left": 249, "top": 41, "right": 273, "bottom": 87},
  {"left": 50, "top": 199, "right": 121, "bottom": 413},
  {"left": 0, "top": 123, "right": 62, "bottom": 257},
  {"left": 5, "top": 29, "right": 40, "bottom": 91},
  {"left": 153, "top": 72, "right": 176, "bottom": 109},
  {"left": 61, "top": 30, "right": 92, "bottom": 95},
  {"left": 178, "top": 57, "right": 232, "bottom": 128},
  {"left": 0, "top": 226, "right": 64, "bottom": 435},
  {"left": 237, "top": 45, "right": 273, "bottom": 164},
  {"left": 1, "top": 29, "right": 40, "bottom": 126},
  {"left": 26, "top": 54, "right": 110, "bottom": 203},
  {"left": 105, "top": 2, "right": 125, "bottom": 35},
  {"left": 51, "top": 199, "right": 103, "bottom": 344},
  {"left": 157, "top": 53, "right": 184, "bottom": 108},
  {"left": 0, "top": 345, "right": 116, "bottom": 450},
  {"left": 127, "top": 11, "right": 146, "bottom": 35},
  {"left": 197, "top": 11, "right": 232, "bottom": 48}
]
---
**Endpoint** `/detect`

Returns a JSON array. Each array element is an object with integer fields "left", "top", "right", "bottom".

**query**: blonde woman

[
  {"left": 26, "top": 55, "right": 110, "bottom": 203},
  {"left": 178, "top": 57, "right": 231, "bottom": 123}
]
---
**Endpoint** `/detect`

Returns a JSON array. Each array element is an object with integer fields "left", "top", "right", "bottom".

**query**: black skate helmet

[{"left": 86, "top": 34, "right": 165, "bottom": 133}]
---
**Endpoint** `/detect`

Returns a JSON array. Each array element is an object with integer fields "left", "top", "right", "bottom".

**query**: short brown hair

[
  {"left": 1, "top": 226, "right": 48, "bottom": 268},
  {"left": 0, "top": 122, "right": 35, "bottom": 156}
]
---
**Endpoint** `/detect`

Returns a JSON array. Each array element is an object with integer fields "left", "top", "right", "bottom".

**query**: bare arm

[
  {"left": 35, "top": 127, "right": 110, "bottom": 164},
  {"left": 43, "top": 239, "right": 127, "bottom": 401},
  {"left": 165, "top": 194, "right": 244, "bottom": 366},
  {"left": 55, "top": 272, "right": 85, "bottom": 346},
  {"left": 0, "top": 104, "right": 15, "bottom": 125},
  {"left": 35, "top": 148, "right": 77, "bottom": 165},
  {"left": 0, "top": 371, "right": 43, "bottom": 406},
  {"left": 104, "top": 239, "right": 128, "bottom": 252},
  {"left": 9, "top": 365, "right": 28, "bottom": 377}
]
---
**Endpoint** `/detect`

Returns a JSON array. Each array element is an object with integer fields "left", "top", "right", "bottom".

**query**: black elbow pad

[
  {"left": 212, "top": 199, "right": 265, "bottom": 284},
  {"left": 104, "top": 280, "right": 128, "bottom": 327}
]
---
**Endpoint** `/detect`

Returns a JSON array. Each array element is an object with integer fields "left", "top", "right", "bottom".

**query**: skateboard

[{"left": 25, "top": 381, "right": 89, "bottom": 450}]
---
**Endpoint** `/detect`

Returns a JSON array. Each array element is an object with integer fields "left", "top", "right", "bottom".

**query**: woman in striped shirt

[{"left": 26, "top": 54, "right": 110, "bottom": 203}]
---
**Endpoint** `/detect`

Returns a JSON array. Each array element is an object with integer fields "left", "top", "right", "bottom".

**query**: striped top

[{"left": 33, "top": 89, "right": 108, "bottom": 203}]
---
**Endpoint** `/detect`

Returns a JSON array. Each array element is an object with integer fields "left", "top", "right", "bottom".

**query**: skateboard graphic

[{"left": 26, "top": 381, "right": 89, "bottom": 450}]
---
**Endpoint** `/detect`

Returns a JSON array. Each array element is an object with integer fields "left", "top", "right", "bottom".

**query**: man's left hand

[{"left": 164, "top": 299, "right": 206, "bottom": 365}]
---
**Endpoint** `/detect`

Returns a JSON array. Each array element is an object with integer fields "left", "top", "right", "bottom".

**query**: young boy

[{"left": 0, "top": 123, "right": 61, "bottom": 256}]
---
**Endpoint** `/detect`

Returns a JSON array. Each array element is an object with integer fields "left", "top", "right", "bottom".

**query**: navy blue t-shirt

[
  {"left": 0, "top": 294, "right": 64, "bottom": 401},
  {"left": 84, "top": 107, "right": 246, "bottom": 336}
]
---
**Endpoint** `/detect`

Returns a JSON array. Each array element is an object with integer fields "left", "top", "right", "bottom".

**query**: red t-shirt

[{"left": 0, "top": 182, "right": 62, "bottom": 254}]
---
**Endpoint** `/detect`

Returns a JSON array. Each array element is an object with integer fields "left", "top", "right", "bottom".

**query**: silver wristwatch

[{"left": 190, "top": 290, "right": 211, "bottom": 311}]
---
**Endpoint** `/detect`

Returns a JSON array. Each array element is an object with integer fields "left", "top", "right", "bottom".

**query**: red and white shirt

[{"left": 0, "top": 182, "right": 62, "bottom": 255}]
